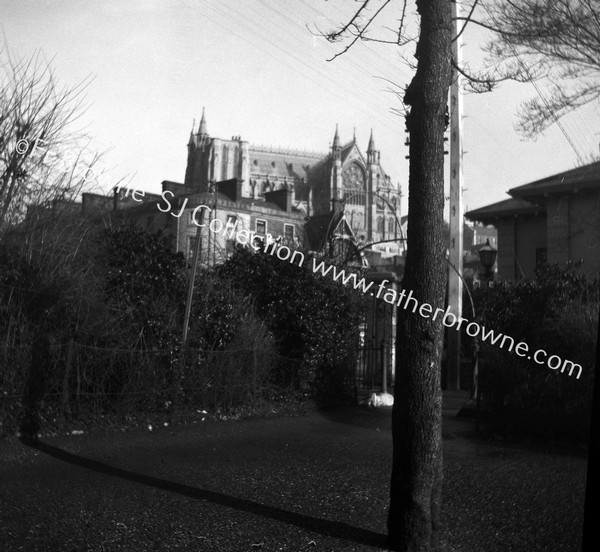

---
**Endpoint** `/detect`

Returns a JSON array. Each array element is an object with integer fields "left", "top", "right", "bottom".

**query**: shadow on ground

[{"left": 19, "top": 436, "right": 388, "bottom": 550}]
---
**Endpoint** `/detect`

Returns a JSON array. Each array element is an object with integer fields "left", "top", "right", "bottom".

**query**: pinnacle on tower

[
  {"left": 198, "top": 107, "right": 208, "bottom": 136},
  {"left": 188, "top": 118, "right": 196, "bottom": 146},
  {"left": 332, "top": 124, "right": 341, "bottom": 149},
  {"left": 367, "top": 128, "right": 376, "bottom": 153}
]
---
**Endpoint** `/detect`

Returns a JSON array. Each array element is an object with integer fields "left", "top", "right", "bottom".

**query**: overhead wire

[
  {"left": 279, "top": 0, "right": 410, "bottom": 79},
  {"left": 298, "top": 0, "right": 412, "bottom": 79},
  {"left": 203, "top": 0, "right": 401, "bottom": 135},
  {"left": 296, "top": 0, "right": 414, "bottom": 115}
]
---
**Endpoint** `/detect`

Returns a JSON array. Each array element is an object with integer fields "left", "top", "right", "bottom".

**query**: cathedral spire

[
  {"left": 367, "top": 128, "right": 376, "bottom": 153},
  {"left": 198, "top": 107, "right": 208, "bottom": 136},
  {"left": 188, "top": 118, "right": 196, "bottom": 146},
  {"left": 332, "top": 124, "right": 341, "bottom": 149},
  {"left": 331, "top": 124, "right": 342, "bottom": 200}
]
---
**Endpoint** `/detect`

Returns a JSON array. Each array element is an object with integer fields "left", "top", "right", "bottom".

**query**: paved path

[{"left": 0, "top": 400, "right": 587, "bottom": 551}]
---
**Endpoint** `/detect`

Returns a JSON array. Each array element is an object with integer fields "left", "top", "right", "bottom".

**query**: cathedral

[
  {"left": 183, "top": 110, "right": 403, "bottom": 258},
  {"left": 76, "top": 110, "right": 404, "bottom": 271}
]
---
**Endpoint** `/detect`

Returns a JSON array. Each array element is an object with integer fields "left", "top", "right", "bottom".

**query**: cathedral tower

[
  {"left": 184, "top": 109, "right": 249, "bottom": 192},
  {"left": 366, "top": 129, "right": 379, "bottom": 241},
  {"left": 330, "top": 124, "right": 344, "bottom": 213},
  {"left": 184, "top": 108, "right": 211, "bottom": 191}
]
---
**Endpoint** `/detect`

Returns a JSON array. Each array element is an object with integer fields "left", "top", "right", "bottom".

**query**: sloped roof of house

[
  {"left": 465, "top": 197, "right": 543, "bottom": 223},
  {"left": 509, "top": 160, "right": 600, "bottom": 199},
  {"left": 466, "top": 161, "right": 600, "bottom": 223}
]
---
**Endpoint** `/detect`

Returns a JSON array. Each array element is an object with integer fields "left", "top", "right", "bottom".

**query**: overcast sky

[{"left": 3, "top": 0, "right": 599, "bottom": 214}]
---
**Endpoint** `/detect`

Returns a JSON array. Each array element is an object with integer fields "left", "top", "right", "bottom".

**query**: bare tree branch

[
  {"left": 482, "top": 0, "right": 600, "bottom": 137},
  {"left": 0, "top": 44, "right": 104, "bottom": 233},
  {"left": 325, "top": 0, "right": 394, "bottom": 61}
]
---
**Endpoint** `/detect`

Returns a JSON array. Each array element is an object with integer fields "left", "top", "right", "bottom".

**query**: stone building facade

[{"left": 183, "top": 111, "right": 403, "bottom": 261}]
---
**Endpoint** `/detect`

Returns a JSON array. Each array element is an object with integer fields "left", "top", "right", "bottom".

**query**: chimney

[
  {"left": 265, "top": 188, "right": 292, "bottom": 212},
  {"left": 216, "top": 178, "right": 243, "bottom": 202}
]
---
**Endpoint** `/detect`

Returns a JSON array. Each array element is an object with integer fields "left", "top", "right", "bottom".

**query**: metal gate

[{"left": 355, "top": 278, "right": 396, "bottom": 397}]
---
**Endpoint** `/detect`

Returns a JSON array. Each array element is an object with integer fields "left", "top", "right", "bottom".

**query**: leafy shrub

[
  {"left": 0, "top": 225, "right": 279, "bottom": 436},
  {"left": 97, "top": 226, "right": 188, "bottom": 349},
  {"left": 471, "top": 265, "right": 598, "bottom": 442},
  {"left": 218, "top": 246, "right": 365, "bottom": 404}
]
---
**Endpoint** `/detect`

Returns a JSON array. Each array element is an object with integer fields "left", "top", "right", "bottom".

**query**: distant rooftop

[
  {"left": 509, "top": 160, "right": 600, "bottom": 199},
  {"left": 250, "top": 144, "right": 326, "bottom": 159},
  {"left": 465, "top": 197, "right": 542, "bottom": 222}
]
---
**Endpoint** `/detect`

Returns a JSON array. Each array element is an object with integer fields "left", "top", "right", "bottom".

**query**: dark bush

[
  {"left": 0, "top": 225, "right": 278, "bottom": 436},
  {"left": 218, "top": 246, "right": 365, "bottom": 405},
  {"left": 471, "top": 265, "right": 598, "bottom": 443}
]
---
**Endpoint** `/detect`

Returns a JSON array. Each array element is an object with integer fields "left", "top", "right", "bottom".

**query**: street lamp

[
  {"left": 478, "top": 239, "right": 497, "bottom": 284},
  {"left": 474, "top": 238, "right": 497, "bottom": 430}
]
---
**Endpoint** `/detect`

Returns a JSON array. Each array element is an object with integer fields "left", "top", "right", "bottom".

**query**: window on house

[
  {"left": 226, "top": 214, "right": 237, "bottom": 234},
  {"left": 256, "top": 219, "right": 267, "bottom": 235},
  {"left": 284, "top": 224, "right": 295, "bottom": 243}
]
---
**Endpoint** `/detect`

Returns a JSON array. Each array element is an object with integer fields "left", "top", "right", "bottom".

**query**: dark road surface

[{"left": 0, "top": 403, "right": 587, "bottom": 552}]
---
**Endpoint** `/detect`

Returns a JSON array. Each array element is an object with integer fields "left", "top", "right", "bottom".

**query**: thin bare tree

[{"left": 0, "top": 45, "right": 101, "bottom": 233}]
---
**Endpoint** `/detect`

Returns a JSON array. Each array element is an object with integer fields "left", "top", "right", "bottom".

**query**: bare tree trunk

[{"left": 388, "top": 0, "right": 451, "bottom": 550}]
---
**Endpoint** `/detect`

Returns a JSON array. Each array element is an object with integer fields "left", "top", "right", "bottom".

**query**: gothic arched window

[{"left": 342, "top": 163, "right": 366, "bottom": 205}]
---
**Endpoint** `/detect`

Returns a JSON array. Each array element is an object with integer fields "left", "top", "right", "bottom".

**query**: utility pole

[
  {"left": 447, "top": 0, "right": 464, "bottom": 391},
  {"left": 170, "top": 200, "right": 202, "bottom": 423}
]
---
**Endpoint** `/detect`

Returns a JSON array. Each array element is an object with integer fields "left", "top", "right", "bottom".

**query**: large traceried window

[
  {"left": 342, "top": 163, "right": 368, "bottom": 236},
  {"left": 342, "top": 163, "right": 366, "bottom": 205},
  {"left": 345, "top": 192, "right": 366, "bottom": 206}
]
